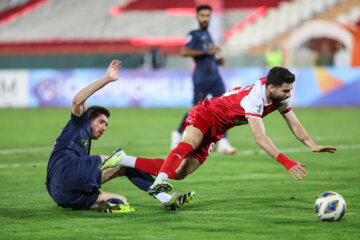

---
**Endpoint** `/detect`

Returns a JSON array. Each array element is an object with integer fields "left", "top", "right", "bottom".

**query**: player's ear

[{"left": 267, "top": 84, "right": 275, "bottom": 93}]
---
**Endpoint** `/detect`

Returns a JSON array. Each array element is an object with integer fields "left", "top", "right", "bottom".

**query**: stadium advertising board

[
  {"left": 2, "top": 67, "right": 360, "bottom": 108},
  {"left": 28, "top": 69, "right": 194, "bottom": 108},
  {"left": 293, "top": 67, "right": 360, "bottom": 106},
  {"left": 0, "top": 70, "right": 29, "bottom": 108}
]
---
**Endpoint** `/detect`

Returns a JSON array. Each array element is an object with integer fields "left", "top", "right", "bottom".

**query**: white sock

[
  {"left": 218, "top": 138, "right": 228, "bottom": 145},
  {"left": 119, "top": 155, "right": 136, "bottom": 168},
  {"left": 153, "top": 172, "right": 169, "bottom": 185},
  {"left": 155, "top": 192, "right": 172, "bottom": 204}
]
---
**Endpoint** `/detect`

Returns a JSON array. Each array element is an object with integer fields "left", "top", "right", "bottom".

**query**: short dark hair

[
  {"left": 266, "top": 67, "right": 295, "bottom": 87},
  {"left": 87, "top": 105, "right": 110, "bottom": 120},
  {"left": 196, "top": 5, "right": 212, "bottom": 13}
]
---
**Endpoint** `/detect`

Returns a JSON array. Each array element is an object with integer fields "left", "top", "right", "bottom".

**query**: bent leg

[
  {"left": 182, "top": 125, "right": 204, "bottom": 149},
  {"left": 102, "top": 166, "right": 154, "bottom": 192},
  {"left": 89, "top": 190, "right": 128, "bottom": 209},
  {"left": 157, "top": 125, "right": 204, "bottom": 180},
  {"left": 134, "top": 157, "right": 165, "bottom": 176},
  {"left": 125, "top": 167, "right": 154, "bottom": 191},
  {"left": 176, "top": 154, "right": 202, "bottom": 180},
  {"left": 101, "top": 167, "right": 126, "bottom": 184}
]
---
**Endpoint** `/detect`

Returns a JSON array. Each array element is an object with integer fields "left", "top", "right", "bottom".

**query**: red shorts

[{"left": 181, "top": 104, "right": 223, "bottom": 164}]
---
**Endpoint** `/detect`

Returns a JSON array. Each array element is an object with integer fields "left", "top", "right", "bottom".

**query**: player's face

[
  {"left": 90, "top": 114, "right": 108, "bottom": 139},
  {"left": 197, "top": 9, "right": 211, "bottom": 30},
  {"left": 269, "top": 82, "right": 293, "bottom": 106}
]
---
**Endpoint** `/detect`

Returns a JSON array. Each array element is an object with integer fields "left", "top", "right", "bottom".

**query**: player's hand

[
  {"left": 217, "top": 57, "right": 225, "bottom": 66},
  {"left": 209, "top": 46, "right": 221, "bottom": 55},
  {"left": 310, "top": 145, "right": 336, "bottom": 153},
  {"left": 288, "top": 162, "right": 307, "bottom": 181},
  {"left": 105, "top": 60, "right": 122, "bottom": 82}
]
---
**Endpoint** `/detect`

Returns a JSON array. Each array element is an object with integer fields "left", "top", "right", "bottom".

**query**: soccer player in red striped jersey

[{"left": 99, "top": 67, "right": 336, "bottom": 210}]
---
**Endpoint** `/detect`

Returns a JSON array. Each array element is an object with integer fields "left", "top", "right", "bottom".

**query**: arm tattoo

[{"left": 301, "top": 139, "right": 309, "bottom": 147}]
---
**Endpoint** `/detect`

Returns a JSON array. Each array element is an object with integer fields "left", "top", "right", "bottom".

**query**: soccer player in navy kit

[
  {"left": 46, "top": 60, "right": 155, "bottom": 213},
  {"left": 171, "top": 5, "right": 237, "bottom": 154}
]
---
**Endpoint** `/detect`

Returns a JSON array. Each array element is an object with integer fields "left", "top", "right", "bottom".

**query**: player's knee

[
  {"left": 182, "top": 139, "right": 200, "bottom": 149},
  {"left": 176, "top": 172, "right": 188, "bottom": 180},
  {"left": 118, "top": 196, "right": 128, "bottom": 205},
  {"left": 182, "top": 126, "right": 203, "bottom": 149},
  {"left": 109, "top": 196, "right": 128, "bottom": 205},
  {"left": 107, "top": 198, "right": 125, "bottom": 205},
  {"left": 176, "top": 168, "right": 191, "bottom": 179},
  {"left": 99, "top": 191, "right": 128, "bottom": 205}
]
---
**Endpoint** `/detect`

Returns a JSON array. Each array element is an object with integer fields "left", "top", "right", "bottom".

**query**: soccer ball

[{"left": 315, "top": 191, "right": 346, "bottom": 221}]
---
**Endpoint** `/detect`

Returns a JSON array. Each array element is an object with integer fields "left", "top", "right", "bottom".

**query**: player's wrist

[
  {"left": 102, "top": 75, "right": 114, "bottom": 83},
  {"left": 203, "top": 49, "right": 209, "bottom": 55},
  {"left": 276, "top": 153, "right": 298, "bottom": 170},
  {"left": 301, "top": 138, "right": 315, "bottom": 149},
  {"left": 308, "top": 142, "right": 316, "bottom": 149}
]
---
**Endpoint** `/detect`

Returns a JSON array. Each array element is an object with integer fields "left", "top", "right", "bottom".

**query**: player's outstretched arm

[
  {"left": 72, "top": 60, "right": 122, "bottom": 117},
  {"left": 248, "top": 117, "right": 307, "bottom": 180},
  {"left": 283, "top": 111, "right": 337, "bottom": 153},
  {"left": 248, "top": 117, "right": 280, "bottom": 159}
]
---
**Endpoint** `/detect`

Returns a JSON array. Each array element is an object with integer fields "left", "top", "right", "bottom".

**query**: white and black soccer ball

[{"left": 315, "top": 191, "right": 346, "bottom": 221}]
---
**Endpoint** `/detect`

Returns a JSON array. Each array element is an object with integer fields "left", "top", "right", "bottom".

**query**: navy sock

[
  {"left": 177, "top": 112, "right": 189, "bottom": 133},
  {"left": 223, "top": 130, "right": 228, "bottom": 139},
  {"left": 125, "top": 168, "right": 155, "bottom": 192}
]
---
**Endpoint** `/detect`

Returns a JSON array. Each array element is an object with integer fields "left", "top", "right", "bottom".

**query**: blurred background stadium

[{"left": 0, "top": 0, "right": 359, "bottom": 108}]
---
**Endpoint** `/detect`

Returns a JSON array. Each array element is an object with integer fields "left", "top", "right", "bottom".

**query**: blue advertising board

[{"left": 27, "top": 67, "right": 360, "bottom": 108}]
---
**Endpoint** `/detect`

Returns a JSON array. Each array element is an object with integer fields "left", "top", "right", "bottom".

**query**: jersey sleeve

[
  {"left": 71, "top": 110, "right": 90, "bottom": 126},
  {"left": 278, "top": 99, "right": 292, "bottom": 115},
  {"left": 185, "top": 32, "right": 197, "bottom": 49},
  {"left": 240, "top": 82, "right": 264, "bottom": 119}
]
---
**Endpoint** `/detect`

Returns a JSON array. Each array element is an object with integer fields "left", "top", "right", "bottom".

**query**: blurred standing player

[
  {"left": 171, "top": 5, "right": 237, "bottom": 154},
  {"left": 100, "top": 67, "right": 337, "bottom": 210},
  {"left": 46, "top": 60, "right": 157, "bottom": 213}
]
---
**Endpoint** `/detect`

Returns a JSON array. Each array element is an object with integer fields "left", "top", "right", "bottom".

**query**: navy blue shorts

[
  {"left": 47, "top": 155, "right": 102, "bottom": 210},
  {"left": 192, "top": 77, "right": 225, "bottom": 105}
]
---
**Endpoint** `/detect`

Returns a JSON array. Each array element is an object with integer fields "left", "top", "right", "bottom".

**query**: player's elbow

[{"left": 72, "top": 95, "right": 82, "bottom": 107}]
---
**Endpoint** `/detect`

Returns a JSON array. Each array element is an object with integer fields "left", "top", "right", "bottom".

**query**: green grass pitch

[{"left": 0, "top": 107, "right": 359, "bottom": 239}]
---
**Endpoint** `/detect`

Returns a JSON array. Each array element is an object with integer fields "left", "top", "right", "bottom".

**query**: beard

[
  {"left": 200, "top": 21, "right": 209, "bottom": 30},
  {"left": 269, "top": 92, "right": 284, "bottom": 106}
]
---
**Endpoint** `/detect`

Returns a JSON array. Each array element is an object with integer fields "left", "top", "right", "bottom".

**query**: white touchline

[{"left": 0, "top": 144, "right": 359, "bottom": 169}]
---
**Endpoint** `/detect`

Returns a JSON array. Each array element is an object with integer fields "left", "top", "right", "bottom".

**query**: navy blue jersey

[
  {"left": 46, "top": 110, "right": 102, "bottom": 209},
  {"left": 47, "top": 110, "right": 96, "bottom": 178},
  {"left": 186, "top": 30, "right": 219, "bottom": 75},
  {"left": 186, "top": 30, "right": 221, "bottom": 86}
]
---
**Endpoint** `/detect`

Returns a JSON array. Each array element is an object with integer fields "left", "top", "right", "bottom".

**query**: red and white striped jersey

[{"left": 202, "top": 77, "right": 292, "bottom": 134}]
